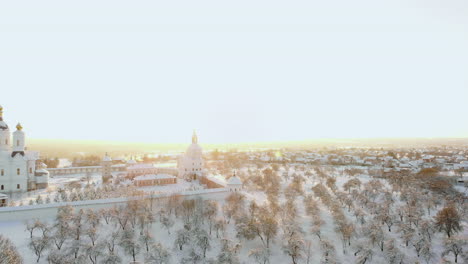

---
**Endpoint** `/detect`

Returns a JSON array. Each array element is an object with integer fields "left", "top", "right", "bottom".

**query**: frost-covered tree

[
  {"left": 113, "top": 206, "right": 130, "bottom": 230},
  {"left": 442, "top": 236, "right": 467, "bottom": 263},
  {"left": 26, "top": 219, "right": 47, "bottom": 239},
  {"left": 99, "top": 208, "right": 113, "bottom": 225},
  {"left": 29, "top": 236, "right": 50, "bottom": 263},
  {"left": 204, "top": 200, "right": 218, "bottom": 235},
  {"left": 145, "top": 243, "right": 171, "bottom": 264},
  {"left": 161, "top": 214, "right": 175, "bottom": 234},
  {"left": 412, "top": 236, "right": 431, "bottom": 258},
  {"left": 397, "top": 221, "right": 415, "bottom": 247},
  {"left": 174, "top": 227, "right": 191, "bottom": 251},
  {"left": 367, "top": 221, "right": 384, "bottom": 251},
  {"left": 140, "top": 229, "right": 154, "bottom": 252},
  {"left": 47, "top": 249, "right": 73, "bottom": 264},
  {"left": 104, "top": 231, "right": 119, "bottom": 254},
  {"left": 72, "top": 209, "right": 84, "bottom": 240},
  {"left": 355, "top": 247, "right": 373, "bottom": 264},
  {"left": 435, "top": 205, "right": 462, "bottom": 238},
  {"left": 216, "top": 238, "right": 241, "bottom": 264},
  {"left": 85, "top": 242, "right": 104, "bottom": 264},
  {"left": 194, "top": 228, "right": 211, "bottom": 258},
  {"left": 85, "top": 227, "right": 99, "bottom": 246},
  {"left": 249, "top": 245, "right": 270, "bottom": 264},
  {"left": 384, "top": 239, "right": 405, "bottom": 264},
  {"left": 119, "top": 229, "right": 141, "bottom": 262},
  {"left": 418, "top": 219, "right": 436, "bottom": 242},
  {"left": 0, "top": 235, "right": 23, "bottom": 264},
  {"left": 101, "top": 253, "right": 122, "bottom": 264},
  {"left": 282, "top": 227, "right": 305, "bottom": 264},
  {"left": 214, "top": 218, "right": 226, "bottom": 238},
  {"left": 320, "top": 239, "right": 337, "bottom": 264}
]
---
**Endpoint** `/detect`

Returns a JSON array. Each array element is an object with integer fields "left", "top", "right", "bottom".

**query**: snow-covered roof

[
  {"left": 0, "top": 193, "right": 8, "bottom": 199},
  {"left": 35, "top": 168, "right": 49, "bottom": 174},
  {"left": 227, "top": 176, "right": 242, "bottom": 185},
  {"left": 206, "top": 174, "right": 227, "bottom": 186},
  {"left": 134, "top": 174, "right": 176, "bottom": 181},
  {"left": 127, "top": 163, "right": 155, "bottom": 170}
]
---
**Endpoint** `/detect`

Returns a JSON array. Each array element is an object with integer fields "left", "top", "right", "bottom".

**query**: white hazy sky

[{"left": 0, "top": 0, "right": 467, "bottom": 143}]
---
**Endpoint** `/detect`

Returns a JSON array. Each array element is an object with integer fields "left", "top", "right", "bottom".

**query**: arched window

[
  {"left": 0, "top": 169, "right": 3, "bottom": 176},
  {"left": 17, "top": 184, "right": 20, "bottom": 189},
  {"left": 17, "top": 140, "right": 20, "bottom": 146},
  {"left": 0, "top": 185, "right": 3, "bottom": 190},
  {"left": 17, "top": 168, "right": 20, "bottom": 175},
  {"left": 29, "top": 168, "right": 33, "bottom": 174}
]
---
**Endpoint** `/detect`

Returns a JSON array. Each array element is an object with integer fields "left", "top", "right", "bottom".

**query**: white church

[
  {"left": 178, "top": 130, "right": 204, "bottom": 180},
  {"left": 0, "top": 105, "right": 49, "bottom": 193}
]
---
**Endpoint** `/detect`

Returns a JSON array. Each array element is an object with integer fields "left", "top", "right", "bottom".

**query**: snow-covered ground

[{"left": 0, "top": 164, "right": 467, "bottom": 263}]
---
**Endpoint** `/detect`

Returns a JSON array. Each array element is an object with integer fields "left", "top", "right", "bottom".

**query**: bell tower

[{"left": 192, "top": 130, "right": 198, "bottom": 144}]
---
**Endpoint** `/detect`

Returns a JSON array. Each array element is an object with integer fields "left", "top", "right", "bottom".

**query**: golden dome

[{"left": 16, "top": 123, "right": 23, "bottom": 131}]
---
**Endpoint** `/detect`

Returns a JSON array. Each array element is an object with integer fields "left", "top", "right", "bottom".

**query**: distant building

[
  {"left": 0, "top": 193, "right": 8, "bottom": 207},
  {"left": 178, "top": 131, "right": 204, "bottom": 180},
  {"left": 227, "top": 172, "right": 243, "bottom": 192},
  {"left": 0, "top": 105, "right": 49, "bottom": 192},
  {"left": 126, "top": 163, "right": 159, "bottom": 179},
  {"left": 102, "top": 153, "right": 112, "bottom": 182},
  {"left": 134, "top": 174, "right": 177, "bottom": 187}
]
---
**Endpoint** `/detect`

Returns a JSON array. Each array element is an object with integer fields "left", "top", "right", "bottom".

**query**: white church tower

[
  {"left": 0, "top": 105, "right": 49, "bottom": 193},
  {"left": 178, "top": 130, "right": 204, "bottom": 180},
  {"left": 12, "top": 123, "right": 25, "bottom": 154}
]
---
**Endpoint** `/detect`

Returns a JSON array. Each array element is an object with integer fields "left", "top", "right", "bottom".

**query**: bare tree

[
  {"left": 435, "top": 205, "right": 462, "bottom": 238},
  {"left": 29, "top": 236, "right": 50, "bottom": 263},
  {"left": 85, "top": 242, "right": 105, "bottom": 264},
  {"left": 0, "top": 235, "right": 23, "bottom": 264},
  {"left": 249, "top": 245, "right": 270, "bottom": 264},
  {"left": 161, "top": 214, "right": 174, "bottom": 235},
  {"left": 442, "top": 236, "right": 467, "bottom": 263},
  {"left": 145, "top": 243, "right": 171, "bottom": 264},
  {"left": 140, "top": 229, "right": 154, "bottom": 252},
  {"left": 119, "top": 229, "right": 141, "bottom": 262},
  {"left": 282, "top": 227, "right": 305, "bottom": 264}
]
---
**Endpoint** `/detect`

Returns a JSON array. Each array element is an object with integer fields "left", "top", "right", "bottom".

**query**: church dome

[
  {"left": 186, "top": 143, "right": 203, "bottom": 156},
  {"left": 185, "top": 130, "right": 202, "bottom": 156},
  {"left": 227, "top": 175, "right": 242, "bottom": 185},
  {"left": 103, "top": 153, "right": 112, "bottom": 162}
]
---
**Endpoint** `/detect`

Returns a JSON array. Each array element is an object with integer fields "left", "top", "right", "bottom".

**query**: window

[
  {"left": 17, "top": 140, "right": 19, "bottom": 146},
  {"left": 0, "top": 185, "right": 3, "bottom": 190},
  {"left": 17, "top": 168, "right": 20, "bottom": 175},
  {"left": 29, "top": 168, "right": 33, "bottom": 174},
  {"left": 0, "top": 169, "right": 3, "bottom": 176},
  {"left": 17, "top": 184, "right": 20, "bottom": 189}
]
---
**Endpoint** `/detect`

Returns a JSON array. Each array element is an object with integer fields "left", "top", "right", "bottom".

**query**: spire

[
  {"left": 16, "top": 123, "right": 23, "bottom": 131},
  {"left": 192, "top": 130, "right": 198, "bottom": 144}
]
